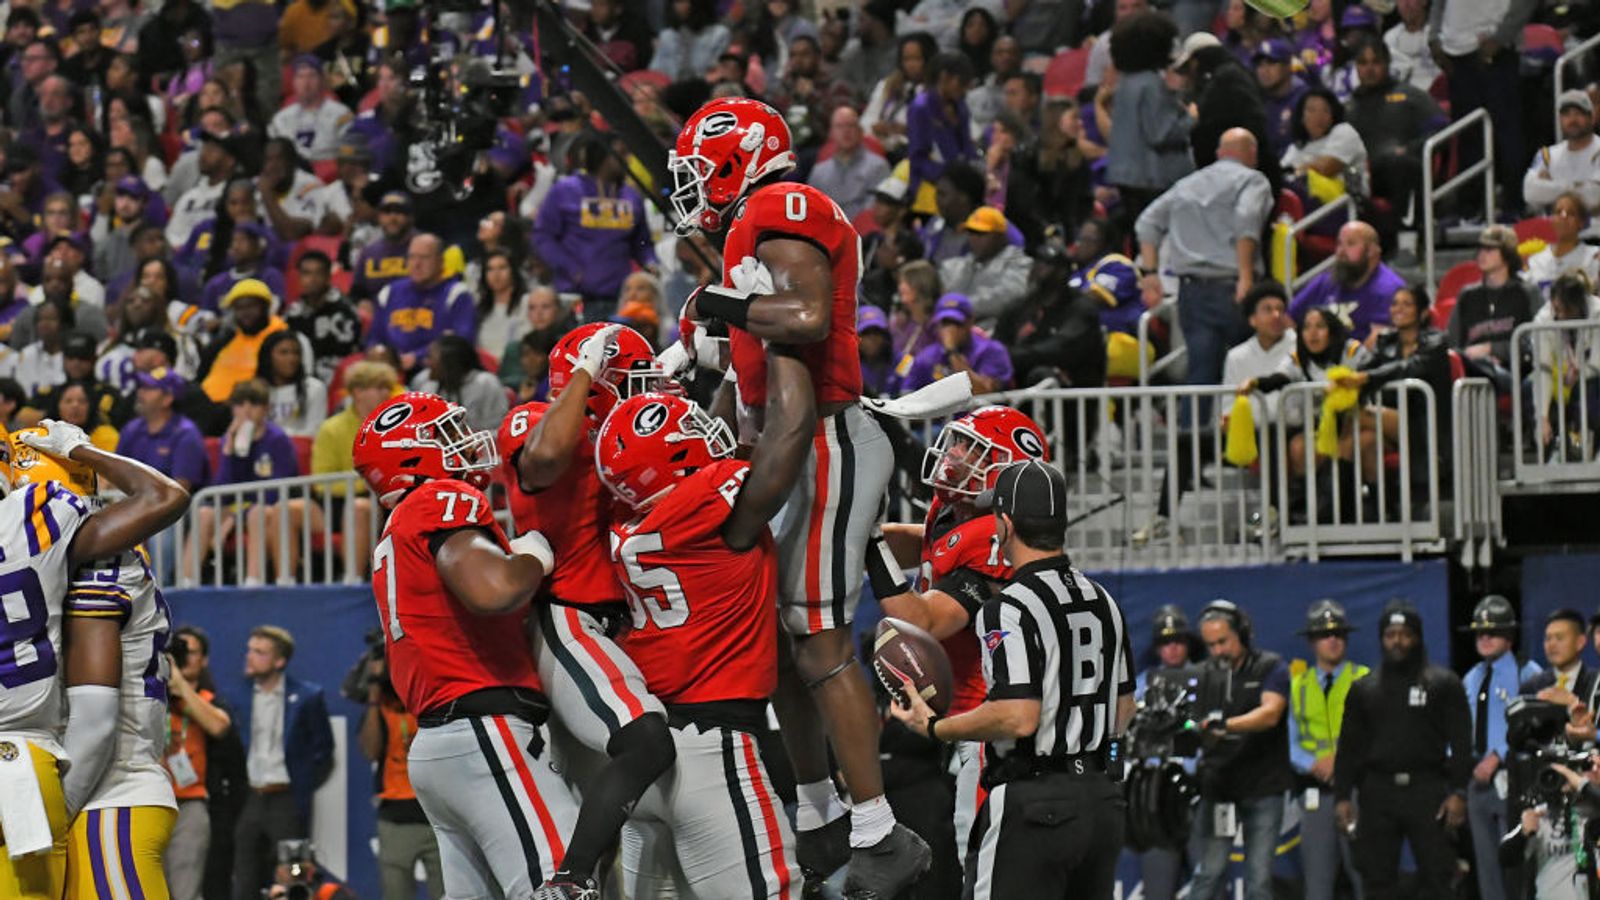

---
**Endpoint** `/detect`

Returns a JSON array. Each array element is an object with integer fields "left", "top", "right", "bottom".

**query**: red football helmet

[
  {"left": 547, "top": 323, "right": 673, "bottom": 424},
  {"left": 353, "top": 393, "right": 499, "bottom": 506},
  {"left": 922, "top": 406, "right": 1050, "bottom": 501},
  {"left": 594, "top": 392, "right": 736, "bottom": 510},
  {"left": 668, "top": 98, "right": 797, "bottom": 235}
]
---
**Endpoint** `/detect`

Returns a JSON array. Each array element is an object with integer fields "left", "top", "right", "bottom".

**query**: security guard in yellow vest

[{"left": 1289, "top": 599, "right": 1368, "bottom": 900}]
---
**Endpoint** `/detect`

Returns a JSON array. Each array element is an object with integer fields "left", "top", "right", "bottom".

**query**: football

[{"left": 872, "top": 617, "right": 955, "bottom": 715}]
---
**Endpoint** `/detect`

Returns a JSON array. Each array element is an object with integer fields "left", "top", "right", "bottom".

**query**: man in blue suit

[{"left": 228, "top": 625, "right": 334, "bottom": 900}]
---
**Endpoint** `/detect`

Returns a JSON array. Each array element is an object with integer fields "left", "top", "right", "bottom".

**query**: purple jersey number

[{"left": 0, "top": 568, "right": 55, "bottom": 688}]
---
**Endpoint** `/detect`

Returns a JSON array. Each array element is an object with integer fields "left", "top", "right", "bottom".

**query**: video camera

[
  {"left": 339, "top": 630, "right": 387, "bottom": 704},
  {"left": 1508, "top": 698, "right": 1591, "bottom": 809},
  {"left": 404, "top": 0, "right": 526, "bottom": 198}
]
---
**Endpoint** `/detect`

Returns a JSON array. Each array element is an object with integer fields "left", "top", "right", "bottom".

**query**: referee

[{"left": 889, "top": 459, "right": 1134, "bottom": 899}]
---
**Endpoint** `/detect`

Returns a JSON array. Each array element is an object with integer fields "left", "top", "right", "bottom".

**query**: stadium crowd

[{"left": 0, "top": 0, "right": 1589, "bottom": 566}]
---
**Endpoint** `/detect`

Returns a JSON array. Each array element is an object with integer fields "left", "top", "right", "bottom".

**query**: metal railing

[
  {"left": 1452, "top": 378, "right": 1500, "bottom": 571},
  {"left": 144, "top": 471, "right": 385, "bottom": 588},
  {"left": 1555, "top": 34, "right": 1600, "bottom": 140},
  {"left": 1137, "top": 302, "right": 1184, "bottom": 387},
  {"left": 1273, "top": 379, "right": 1443, "bottom": 561},
  {"left": 1423, "top": 108, "right": 1496, "bottom": 289},
  {"left": 1278, "top": 194, "right": 1357, "bottom": 292},
  {"left": 1510, "top": 319, "right": 1600, "bottom": 485}
]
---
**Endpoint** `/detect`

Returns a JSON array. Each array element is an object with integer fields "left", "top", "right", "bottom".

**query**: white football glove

[
  {"left": 729, "top": 256, "right": 776, "bottom": 296},
  {"left": 573, "top": 323, "right": 623, "bottom": 380},
  {"left": 19, "top": 419, "right": 92, "bottom": 460},
  {"left": 656, "top": 341, "right": 693, "bottom": 379},
  {"left": 508, "top": 530, "right": 555, "bottom": 575}
]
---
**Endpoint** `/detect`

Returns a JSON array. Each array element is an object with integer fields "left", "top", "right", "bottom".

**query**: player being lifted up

[
  {"left": 354, "top": 392, "right": 577, "bottom": 900},
  {"left": 591, "top": 339, "right": 817, "bottom": 899},
  {"left": 874, "top": 407, "right": 1052, "bottom": 862},
  {"left": 498, "top": 322, "right": 679, "bottom": 898},
  {"left": 0, "top": 418, "right": 189, "bottom": 900},
  {"left": 669, "top": 97, "right": 929, "bottom": 896}
]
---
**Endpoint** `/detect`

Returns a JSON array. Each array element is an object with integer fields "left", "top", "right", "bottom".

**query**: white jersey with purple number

[
  {"left": 268, "top": 99, "right": 355, "bottom": 162},
  {"left": 67, "top": 545, "right": 176, "bottom": 811},
  {"left": 0, "top": 481, "right": 92, "bottom": 757}
]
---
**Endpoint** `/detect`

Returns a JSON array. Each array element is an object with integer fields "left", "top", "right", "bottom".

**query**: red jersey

[
  {"left": 375, "top": 479, "right": 541, "bottom": 715},
  {"left": 919, "top": 504, "right": 1011, "bottom": 716},
  {"left": 611, "top": 459, "right": 778, "bottom": 705},
  {"left": 501, "top": 402, "right": 625, "bottom": 606},
  {"left": 724, "top": 182, "right": 862, "bottom": 406}
]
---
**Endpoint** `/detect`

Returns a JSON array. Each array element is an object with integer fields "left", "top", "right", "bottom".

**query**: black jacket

[
  {"left": 995, "top": 287, "right": 1106, "bottom": 390},
  {"left": 1448, "top": 280, "right": 1539, "bottom": 368},
  {"left": 1194, "top": 649, "right": 1295, "bottom": 802},
  {"left": 1189, "top": 50, "right": 1284, "bottom": 198},
  {"left": 1333, "top": 660, "right": 1473, "bottom": 800}
]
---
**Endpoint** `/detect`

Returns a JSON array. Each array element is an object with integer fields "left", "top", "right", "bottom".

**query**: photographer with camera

[
  {"left": 264, "top": 839, "right": 355, "bottom": 900},
  {"left": 164, "top": 625, "right": 236, "bottom": 900},
  {"left": 1334, "top": 600, "right": 1472, "bottom": 900},
  {"left": 1462, "top": 596, "right": 1543, "bottom": 900},
  {"left": 351, "top": 635, "right": 443, "bottom": 900},
  {"left": 1288, "top": 600, "right": 1368, "bottom": 900},
  {"left": 1498, "top": 749, "right": 1599, "bottom": 900},
  {"left": 1187, "top": 600, "right": 1293, "bottom": 900}
]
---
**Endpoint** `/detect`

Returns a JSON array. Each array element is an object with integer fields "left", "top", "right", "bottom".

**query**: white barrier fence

[
  {"left": 1510, "top": 319, "right": 1600, "bottom": 485},
  {"left": 1423, "top": 108, "right": 1495, "bottom": 289},
  {"left": 147, "top": 377, "right": 1505, "bottom": 586}
]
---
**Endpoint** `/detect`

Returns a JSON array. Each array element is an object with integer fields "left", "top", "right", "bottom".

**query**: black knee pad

[{"left": 605, "top": 712, "right": 676, "bottom": 779}]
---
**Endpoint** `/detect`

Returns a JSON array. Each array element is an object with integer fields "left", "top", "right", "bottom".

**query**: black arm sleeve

[
  {"left": 1255, "top": 372, "right": 1292, "bottom": 394},
  {"left": 1498, "top": 825, "right": 1529, "bottom": 869},
  {"left": 933, "top": 568, "right": 999, "bottom": 619}
]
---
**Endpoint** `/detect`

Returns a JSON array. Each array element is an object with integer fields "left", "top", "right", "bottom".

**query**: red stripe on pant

[
  {"left": 740, "top": 732, "right": 793, "bottom": 894},
  {"left": 564, "top": 606, "right": 647, "bottom": 720},
  {"left": 804, "top": 429, "right": 832, "bottom": 633},
  {"left": 492, "top": 715, "right": 568, "bottom": 867}
]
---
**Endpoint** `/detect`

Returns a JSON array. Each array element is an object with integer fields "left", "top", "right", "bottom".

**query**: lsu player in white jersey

[
  {"left": 0, "top": 420, "right": 190, "bottom": 899},
  {"left": 9, "top": 428, "right": 180, "bottom": 899}
]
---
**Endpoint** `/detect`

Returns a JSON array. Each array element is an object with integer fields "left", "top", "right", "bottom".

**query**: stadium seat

[
  {"left": 1042, "top": 45, "right": 1092, "bottom": 99},
  {"left": 1447, "top": 349, "right": 1465, "bottom": 383},
  {"left": 477, "top": 348, "right": 501, "bottom": 374},
  {"left": 292, "top": 436, "right": 313, "bottom": 475},
  {"left": 1523, "top": 24, "right": 1564, "bottom": 65},
  {"left": 1514, "top": 217, "right": 1557, "bottom": 246},
  {"left": 1433, "top": 260, "right": 1481, "bottom": 329},
  {"left": 204, "top": 437, "right": 222, "bottom": 479}
]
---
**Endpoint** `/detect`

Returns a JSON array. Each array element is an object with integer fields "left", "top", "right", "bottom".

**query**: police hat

[
  {"left": 1151, "top": 604, "right": 1191, "bottom": 641},
  {"left": 1298, "top": 598, "right": 1352, "bottom": 637},
  {"left": 1461, "top": 594, "right": 1517, "bottom": 634}
]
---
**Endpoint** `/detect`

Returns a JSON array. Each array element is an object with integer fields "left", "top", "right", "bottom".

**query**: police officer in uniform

[
  {"left": 1461, "top": 595, "right": 1542, "bottom": 900},
  {"left": 889, "top": 459, "right": 1134, "bottom": 900},
  {"left": 1188, "top": 600, "right": 1294, "bottom": 900},
  {"left": 1334, "top": 600, "right": 1472, "bottom": 900},
  {"left": 1136, "top": 605, "right": 1203, "bottom": 900},
  {"left": 1289, "top": 599, "right": 1368, "bottom": 900}
]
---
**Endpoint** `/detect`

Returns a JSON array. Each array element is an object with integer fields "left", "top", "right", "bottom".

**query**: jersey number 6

[{"left": 617, "top": 533, "right": 689, "bottom": 631}]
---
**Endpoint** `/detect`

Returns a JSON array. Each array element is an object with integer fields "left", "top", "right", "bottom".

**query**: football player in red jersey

[
  {"left": 873, "top": 406, "right": 1051, "bottom": 863},
  {"left": 669, "top": 97, "right": 925, "bottom": 896},
  {"left": 498, "top": 322, "right": 679, "bottom": 896},
  {"left": 590, "top": 341, "right": 816, "bottom": 899},
  {"left": 353, "top": 392, "right": 580, "bottom": 900}
]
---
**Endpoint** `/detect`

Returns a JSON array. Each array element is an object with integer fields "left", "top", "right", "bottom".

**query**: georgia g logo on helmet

[
  {"left": 1012, "top": 427, "right": 1045, "bottom": 460},
  {"left": 632, "top": 402, "right": 670, "bottom": 437},
  {"left": 695, "top": 111, "right": 739, "bottom": 142},
  {"left": 373, "top": 402, "right": 412, "bottom": 434}
]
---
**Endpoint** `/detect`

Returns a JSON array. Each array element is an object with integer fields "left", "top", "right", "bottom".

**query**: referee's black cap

[{"left": 976, "top": 459, "right": 1068, "bottom": 523}]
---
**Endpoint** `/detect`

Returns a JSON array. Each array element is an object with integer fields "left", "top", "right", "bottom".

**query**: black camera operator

[
  {"left": 263, "top": 839, "right": 355, "bottom": 900},
  {"left": 1188, "top": 600, "right": 1293, "bottom": 900},
  {"left": 348, "top": 634, "right": 444, "bottom": 900}
]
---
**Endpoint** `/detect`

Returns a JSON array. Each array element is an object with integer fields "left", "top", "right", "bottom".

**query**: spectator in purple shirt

[
  {"left": 200, "top": 221, "right": 286, "bottom": 312},
  {"left": 188, "top": 377, "right": 299, "bottom": 584},
  {"left": 365, "top": 233, "right": 475, "bottom": 373},
  {"left": 1256, "top": 40, "right": 1309, "bottom": 160},
  {"left": 858, "top": 304, "right": 897, "bottom": 397},
  {"left": 1288, "top": 220, "right": 1404, "bottom": 342},
  {"left": 531, "top": 133, "right": 656, "bottom": 321},
  {"left": 349, "top": 190, "right": 415, "bottom": 304},
  {"left": 117, "top": 365, "right": 209, "bottom": 491},
  {"left": 903, "top": 292, "right": 1013, "bottom": 394},
  {"left": 905, "top": 51, "right": 977, "bottom": 204},
  {"left": 0, "top": 144, "right": 64, "bottom": 240}
]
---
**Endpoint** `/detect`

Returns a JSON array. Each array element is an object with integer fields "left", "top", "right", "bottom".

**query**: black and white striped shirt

[{"left": 978, "top": 557, "right": 1133, "bottom": 761}]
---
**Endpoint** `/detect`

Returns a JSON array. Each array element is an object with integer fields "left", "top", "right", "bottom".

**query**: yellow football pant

[
  {"left": 66, "top": 805, "right": 176, "bottom": 900},
  {"left": 0, "top": 741, "right": 69, "bottom": 900}
]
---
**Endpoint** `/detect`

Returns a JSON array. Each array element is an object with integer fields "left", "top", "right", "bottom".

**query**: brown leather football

[{"left": 872, "top": 616, "right": 955, "bottom": 715}]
